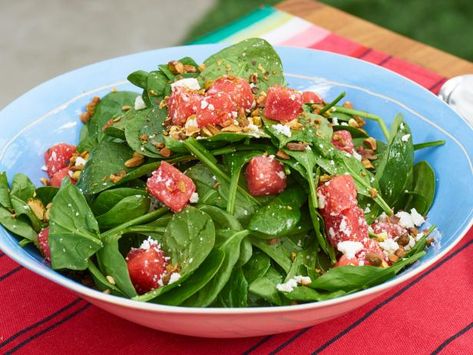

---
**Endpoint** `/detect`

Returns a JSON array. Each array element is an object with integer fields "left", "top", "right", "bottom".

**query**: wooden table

[{"left": 277, "top": 0, "right": 473, "bottom": 77}]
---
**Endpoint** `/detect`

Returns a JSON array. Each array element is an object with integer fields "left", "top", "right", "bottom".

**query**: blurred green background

[{"left": 185, "top": 0, "right": 473, "bottom": 61}]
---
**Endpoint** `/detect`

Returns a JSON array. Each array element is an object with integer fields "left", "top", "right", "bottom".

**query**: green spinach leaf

[{"left": 48, "top": 180, "right": 103, "bottom": 270}]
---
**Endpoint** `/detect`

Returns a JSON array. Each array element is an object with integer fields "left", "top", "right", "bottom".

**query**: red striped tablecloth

[{"left": 1, "top": 7, "right": 472, "bottom": 355}]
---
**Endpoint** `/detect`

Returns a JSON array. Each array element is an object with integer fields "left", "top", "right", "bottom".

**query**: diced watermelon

[
  {"left": 371, "top": 217, "right": 409, "bottom": 239},
  {"left": 302, "top": 91, "right": 323, "bottom": 104},
  {"left": 44, "top": 143, "right": 76, "bottom": 177},
  {"left": 146, "top": 161, "right": 196, "bottom": 212},
  {"left": 323, "top": 206, "right": 369, "bottom": 245},
  {"left": 317, "top": 175, "right": 357, "bottom": 216},
  {"left": 38, "top": 227, "right": 50, "bottom": 262},
  {"left": 263, "top": 86, "right": 303, "bottom": 122},
  {"left": 207, "top": 76, "right": 254, "bottom": 111},
  {"left": 49, "top": 167, "right": 73, "bottom": 187},
  {"left": 335, "top": 255, "right": 359, "bottom": 267},
  {"left": 196, "top": 91, "right": 237, "bottom": 127},
  {"left": 245, "top": 156, "right": 287, "bottom": 196},
  {"left": 168, "top": 87, "right": 202, "bottom": 126},
  {"left": 331, "top": 130, "right": 355, "bottom": 154},
  {"left": 126, "top": 239, "right": 168, "bottom": 294}
]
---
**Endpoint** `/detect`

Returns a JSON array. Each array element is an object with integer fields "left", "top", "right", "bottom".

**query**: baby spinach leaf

[
  {"left": 333, "top": 125, "right": 368, "bottom": 138},
  {"left": 87, "top": 259, "right": 123, "bottom": 296},
  {"left": 404, "top": 161, "right": 436, "bottom": 215},
  {"left": 248, "top": 186, "right": 306, "bottom": 238},
  {"left": 0, "top": 172, "right": 12, "bottom": 209},
  {"left": 243, "top": 252, "right": 271, "bottom": 284},
  {"left": 263, "top": 113, "right": 332, "bottom": 148},
  {"left": 310, "top": 251, "right": 425, "bottom": 292},
  {"left": 217, "top": 267, "right": 248, "bottom": 307},
  {"left": 77, "top": 140, "right": 135, "bottom": 195},
  {"left": 310, "top": 265, "right": 396, "bottom": 292},
  {"left": 96, "top": 195, "right": 150, "bottom": 230},
  {"left": 10, "top": 173, "right": 35, "bottom": 202},
  {"left": 48, "top": 180, "right": 103, "bottom": 270},
  {"left": 124, "top": 107, "right": 167, "bottom": 158},
  {"left": 91, "top": 187, "right": 147, "bottom": 216},
  {"left": 0, "top": 207, "right": 37, "bottom": 241},
  {"left": 249, "top": 267, "right": 286, "bottom": 306},
  {"left": 145, "top": 70, "right": 168, "bottom": 106},
  {"left": 163, "top": 206, "right": 215, "bottom": 272},
  {"left": 282, "top": 286, "right": 346, "bottom": 302},
  {"left": 35, "top": 186, "right": 58, "bottom": 206},
  {"left": 87, "top": 91, "right": 138, "bottom": 142},
  {"left": 284, "top": 149, "right": 335, "bottom": 260},
  {"left": 375, "top": 114, "right": 414, "bottom": 208},
  {"left": 96, "top": 238, "right": 137, "bottom": 297},
  {"left": 10, "top": 195, "right": 42, "bottom": 232},
  {"left": 197, "top": 205, "right": 243, "bottom": 232},
  {"left": 200, "top": 38, "right": 285, "bottom": 93},
  {"left": 237, "top": 239, "right": 253, "bottom": 267},
  {"left": 183, "top": 229, "right": 249, "bottom": 307},
  {"left": 153, "top": 249, "right": 225, "bottom": 305},
  {"left": 127, "top": 70, "right": 149, "bottom": 89},
  {"left": 249, "top": 237, "right": 293, "bottom": 273}
]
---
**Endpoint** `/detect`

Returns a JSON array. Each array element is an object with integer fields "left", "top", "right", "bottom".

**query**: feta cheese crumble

[
  {"left": 276, "top": 275, "right": 312, "bottom": 293},
  {"left": 401, "top": 134, "right": 411, "bottom": 142},
  {"left": 337, "top": 241, "right": 364, "bottom": 259},
  {"left": 189, "top": 192, "right": 199, "bottom": 203},
  {"left": 379, "top": 238, "right": 399, "bottom": 255},
  {"left": 395, "top": 208, "right": 425, "bottom": 228},
  {"left": 170, "top": 78, "right": 201, "bottom": 91},
  {"left": 140, "top": 237, "right": 159, "bottom": 250},
  {"left": 134, "top": 95, "right": 147, "bottom": 110},
  {"left": 168, "top": 272, "right": 181, "bottom": 284},
  {"left": 273, "top": 124, "right": 292, "bottom": 137}
]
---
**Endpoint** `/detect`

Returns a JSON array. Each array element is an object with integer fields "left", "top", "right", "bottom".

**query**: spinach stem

[
  {"left": 413, "top": 140, "right": 446, "bottom": 151},
  {"left": 333, "top": 106, "right": 390, "bottom": 141},
  {"left": 101, "top": 207, "right": 168, "bottom": 240},
  {"left": 226, "top": 170, "right": 240, "bottom": 215},
  {"left": 319, "top": 92, "right": 346, "bottom": 115},
  {"left": 183, "top": 138, "right": 261, "bottom": 206},
  {"left": 121, "top": 225, "right": 166, "bottom": 235}
]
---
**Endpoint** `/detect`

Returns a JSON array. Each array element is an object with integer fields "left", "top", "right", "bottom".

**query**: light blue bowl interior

[{"left": 0, "top": 45, "right": 472, "bottom": 295}]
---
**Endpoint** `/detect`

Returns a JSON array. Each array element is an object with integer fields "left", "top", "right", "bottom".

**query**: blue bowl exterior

[{"left": 0, "top": 44, "right": 472, "bottom": 307}]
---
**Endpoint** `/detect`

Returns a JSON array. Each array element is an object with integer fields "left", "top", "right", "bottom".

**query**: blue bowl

[{"left": 0, "top": 45, "right": 472, "bottom": 337}]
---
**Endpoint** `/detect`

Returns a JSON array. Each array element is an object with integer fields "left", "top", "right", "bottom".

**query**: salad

[{"left": 0, "top": 38, "right": 444, "bottom": 307}]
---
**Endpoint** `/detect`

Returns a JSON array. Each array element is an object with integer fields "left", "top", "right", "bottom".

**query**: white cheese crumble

[
  {"left": 134, "top": 95, "right": 147, "bottom": 110},
  {"left": 140, "top": 237, "right": 159, "bottom": 250},
  {"left": 401, "top": 134, "right": 411, "bottom": 142},
  {"left": 75, "top": 157, "right": 87, "bottom": 167},
  {"left": 379, "top": 238, "right": 399, "bottom": 255},
  {"left": 276, "top": 275, "right": 312, "bottom": 293},
  {"left": 189, "top": 192, "right": 199, "bottom": 203},
  {"left": 168, "top": 272, "right": 181, "bottom": 284},
  {"left": 273, "top": 124, "right": 292, "bottom": 137},
  {"left": 352, "top": 150, "right": 362, "bottom": 161},
  {"left": 170, "top": 78, "right": 201, "bottom": 91},
  {"left": 337, "top": 241, "right": 364, "bottom": 259},
  {"left": 395, "top": 208, "right": 425, "bottom": 228},
  {"left": 318, "top": 193, "right": 326, "bottom": 209}
]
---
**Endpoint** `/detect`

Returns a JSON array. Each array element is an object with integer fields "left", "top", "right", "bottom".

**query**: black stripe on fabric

[
  {"left": 5, "top": 303, "right": 91, "bottom": 354},
  {"left": 243, "top": 335, "right": 273, "bottom": 355},
  {"left": 0, "top": 298, "right": 83, "bottom": 349},
  {"left": 356, "top": 48, "right": 372, "bottom": 59},
  {"left": 377, "top": 55, "right": 393, "bottom": 66},
  {"left": 0, "top": 266, "right": 22, "bottom": 282},
  {"left": 269, "top": 328, "right": 311, "bottom": 355},
  {"left": 431, "top": 321, "right": 473, "bottom": 355},
  {"left": 310, "top": 239, "right": 473, "bottom": 354}
]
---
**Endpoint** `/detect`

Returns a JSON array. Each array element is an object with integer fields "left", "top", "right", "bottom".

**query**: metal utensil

[{"left": 438, "top": 74, "right": 473, "bottom": 124}]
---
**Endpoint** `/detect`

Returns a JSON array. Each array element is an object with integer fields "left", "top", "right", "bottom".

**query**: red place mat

[{"left": 1, "top": 10, "right": 471, "bottom": 355}]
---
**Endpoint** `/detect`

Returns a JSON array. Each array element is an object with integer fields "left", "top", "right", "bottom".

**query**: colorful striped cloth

[{"left": 1, "top": 7, "right": 472, "bottom": 355}]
